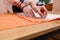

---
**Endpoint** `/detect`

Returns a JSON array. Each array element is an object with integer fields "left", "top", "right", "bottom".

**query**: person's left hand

[{"left": 23, "top": 6, "right": 36, "bottom": 18}]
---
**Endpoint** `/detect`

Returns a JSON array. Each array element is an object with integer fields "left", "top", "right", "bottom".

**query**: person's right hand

[
  {"left": 31, "top": 5, "right": 47, "bottom": 19},
  {"left": 29, "top": 1, "right": 47, "bottom": 19},
  {"left": 23, "top": 6, "right": 36, "bottom": 18}
]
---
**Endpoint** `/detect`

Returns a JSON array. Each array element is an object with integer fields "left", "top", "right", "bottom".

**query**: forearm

[{"left": 8, "top": 0, "right": 26, "bottom": 9}]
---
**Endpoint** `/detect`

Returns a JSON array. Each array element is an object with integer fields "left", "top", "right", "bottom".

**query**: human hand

[
  {"left": 38, "top": 6, "right": 47, "bottom": 18},
  {"left": 23, "top": 6, "right": 36, "bottom": 18},
  {"left": 32, "top": 5, "right": 47, "bottom": 18}
]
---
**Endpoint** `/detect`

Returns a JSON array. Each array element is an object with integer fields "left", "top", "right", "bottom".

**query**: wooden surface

[
  {"left": 0, "top": 20, "right": 60, "bottom": 40},
  {"left": 0, "top": 12, "right": 60, "bottom": 40}
]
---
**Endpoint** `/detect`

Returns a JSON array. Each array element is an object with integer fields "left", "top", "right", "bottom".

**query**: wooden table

[
  {"left": 0, "top": 20, "right": 60, "bottom": 40},
  {"left": 0, "top": 12, "right": 60, "bottom": 40}
]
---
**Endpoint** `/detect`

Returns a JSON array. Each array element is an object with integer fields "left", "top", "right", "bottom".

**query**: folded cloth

[{"left": 0, "top": 13, "right": 60, "bottom": 30}]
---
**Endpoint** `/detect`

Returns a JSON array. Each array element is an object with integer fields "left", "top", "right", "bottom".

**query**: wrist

[
  {"left": 13, "top": 0, "right": 24, "bottom": 8},
  {"left": 21, "top": 3, "right": 28, "bottom": 9}
]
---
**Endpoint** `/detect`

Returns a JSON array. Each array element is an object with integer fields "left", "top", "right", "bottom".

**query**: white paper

[
  {"left": 46, "top": 13, "right": 60, "bottom": 20},
  {"left": 34, "top": 12, "right": 60, "bottom": 20}
]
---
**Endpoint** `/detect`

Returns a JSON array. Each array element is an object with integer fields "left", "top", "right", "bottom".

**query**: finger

[
  {"left": 23, "top": 10, "right": 31, "bottom": 17},
  {"left": 30, "top": 9, "right": 36, "bottom": 18},
  {"left": 42, "top": 6, "right": 48, "bottom": 18},
  {"left": 34, "top": 6, "right": 44, "bottom": 18},
  {"left": 26, "top": 10, "right": 34, "bottom": 17},
  {"left": 39, "top": 6, "right": 48, "bottom": 18},
  {"left": 37, "top": 10, "right": 44, "bottom": 18},
  {"left": 44, "top": 12, "right": 47, "bottom": 18}
]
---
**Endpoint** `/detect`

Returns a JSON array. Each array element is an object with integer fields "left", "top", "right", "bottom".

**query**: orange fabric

[
  {"left": 19, "top": 16, "right": 49, "bottom": 23},
  {"left": 0, "top": 13, "right": 35, "bottom": 30},
  {"left": 0, "top": 13, "right": 60, "bottom": 30}
]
